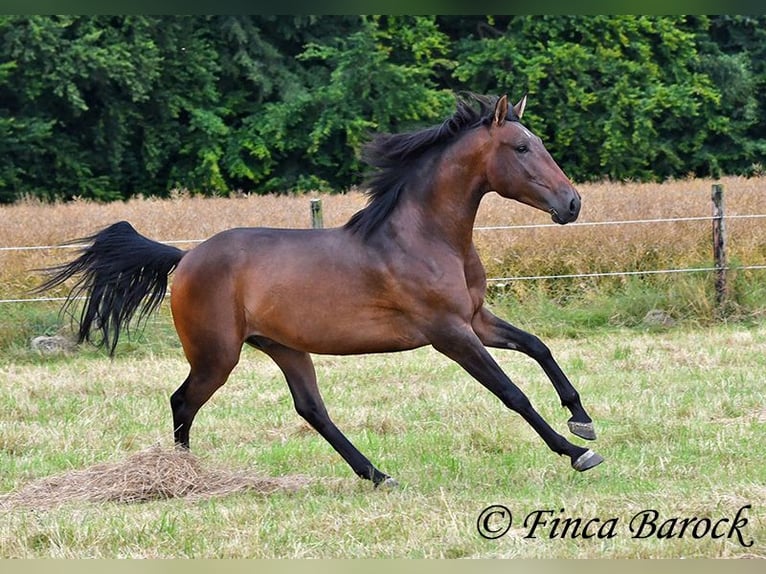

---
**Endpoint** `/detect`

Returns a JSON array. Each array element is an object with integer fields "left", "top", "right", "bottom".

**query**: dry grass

[
  {"left": 474, "top": 175, "right": 766, "bottom": 280},
  {"left": 0, "top": 445, "right": 311, "bottom": 510},
  {"left": 1, "top": 176, "right": 765, "bottom": 299},
  {"left": 0, "top": 191, "right": 367, "bottom": 296}
]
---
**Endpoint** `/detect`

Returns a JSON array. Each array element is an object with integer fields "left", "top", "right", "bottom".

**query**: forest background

[{"left": 1, "top": 15, "right": 765, "bottom": 203}]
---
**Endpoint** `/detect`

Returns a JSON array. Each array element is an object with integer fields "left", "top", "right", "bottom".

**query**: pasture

[
  {"left": 0, "top": 176, "right": 765, "bottom": 558},
  {"left": 0, "top": 323, "right": 764, "bottom": 557}
]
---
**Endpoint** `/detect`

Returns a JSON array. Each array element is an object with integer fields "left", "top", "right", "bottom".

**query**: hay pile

[{"left": 0, "top": 446, "right": 312, "bottom": 510}]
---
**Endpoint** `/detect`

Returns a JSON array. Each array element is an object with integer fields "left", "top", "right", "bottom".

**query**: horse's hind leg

[
  {"left": 171, "top": 360, "right": 238, "bottom": 448},
  {"left": 254, "top": 338, "right": 394, "bottom": 487},
  {"left": 169, "top": 267, "right": 243, "bottom": 448},
  {"left": 473, "top": 307, "right": 596, "bottom": 440},
  {"left": 170, "top": 332, "right": 241, "bottom": 448}
]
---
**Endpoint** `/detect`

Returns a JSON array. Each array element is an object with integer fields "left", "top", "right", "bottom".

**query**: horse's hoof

[
  {"left": 572, "top": 449, "right": 604, "bottom": 472},
  {"left": 375, "top": 476, "right": 399, "bottom": 490},
  {"left": 568, "top": 420, "right": 597, "bottom": 441}
]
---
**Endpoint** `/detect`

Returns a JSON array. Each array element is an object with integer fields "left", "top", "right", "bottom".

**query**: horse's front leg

[
  {"left": 472, "top": 306, "right": 597, "bottom": 441},
  {"left": 431, "top": 322, "right": 603, "bottom": 472}
]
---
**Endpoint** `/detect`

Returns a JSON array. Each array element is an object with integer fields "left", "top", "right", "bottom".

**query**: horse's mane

[{"left": 344, "top": 93, "right": 520, "bottom": 239}]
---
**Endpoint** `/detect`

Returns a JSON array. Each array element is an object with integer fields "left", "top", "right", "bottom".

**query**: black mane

[{"left": 344, "top": 93, "right": 519, "bottom": 239}]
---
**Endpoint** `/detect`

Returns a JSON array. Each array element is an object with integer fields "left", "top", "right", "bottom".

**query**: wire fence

[{"left": 1, "top": 211, "right": 765, "bottom": 305}]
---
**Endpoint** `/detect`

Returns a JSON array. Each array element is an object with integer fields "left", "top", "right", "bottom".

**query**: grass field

[
  {"left": 0, "top": 177, "right": 764, "bottom": 558},
  {"left": 0, "top": 319, "right": 764, "bottom": 558}
]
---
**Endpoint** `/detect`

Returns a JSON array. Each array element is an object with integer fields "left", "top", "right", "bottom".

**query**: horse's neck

[
  {"left": 416, "top": 154, "right": 487, "bottom": 255},
  {"left": 384, "top": 180, "right": 482, "bottom": 259},
  {"left": 382, "top": 133, "right": 489, "bottom": 256}
]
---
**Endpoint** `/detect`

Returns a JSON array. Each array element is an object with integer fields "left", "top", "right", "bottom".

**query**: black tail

[{"left": 36, "top": 221, "right": 186, "bottom": 356}]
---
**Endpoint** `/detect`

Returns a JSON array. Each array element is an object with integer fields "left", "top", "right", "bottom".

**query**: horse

[{"left": 38, "top": 93, "right": 603, "bottom": 487}]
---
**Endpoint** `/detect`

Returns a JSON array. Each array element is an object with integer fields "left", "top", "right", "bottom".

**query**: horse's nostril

[{"left": 569, "top": 198, "right": 578, "bottom": 214}]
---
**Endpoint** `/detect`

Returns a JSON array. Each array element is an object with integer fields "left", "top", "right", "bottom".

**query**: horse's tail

[{"left": 36, "top": 221, "right": 186, "bottom": 356}]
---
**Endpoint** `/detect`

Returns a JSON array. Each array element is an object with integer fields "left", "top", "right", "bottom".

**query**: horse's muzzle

[{"left": 550, "top": 188, "right": 581, "bottom": 224}]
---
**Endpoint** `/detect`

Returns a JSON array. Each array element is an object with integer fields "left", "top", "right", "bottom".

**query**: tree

[
  {"left": 452, "top": 15, "right": 725, "bottom": 182},
  {"left": 1, "top": 15, "right": 764, "bottom": 203},
  {"left": 1, "top": 16, "right": 168, "bottom": 200},
  {"left": 697, "top": 15, "right": 766, "bottom": 175},
  {"left": 239, "top": 15, "right": 456, "bottom": 193}
]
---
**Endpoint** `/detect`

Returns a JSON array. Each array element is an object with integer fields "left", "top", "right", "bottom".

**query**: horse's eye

[{"left": 516, "top": 144, "right": 529, "bottom": 153}]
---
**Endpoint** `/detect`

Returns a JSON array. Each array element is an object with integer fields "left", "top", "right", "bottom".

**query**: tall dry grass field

[
  {"left": 2, "top": 176, "right": 765, "bottom": 297},
  {"left": 477, "top": 176, "right": 766, "bottom": 278},
  {"left": 1, "top": 176, "right": 765, "bottom": 327},
  {"left": 0, "top": 191, "right": 365, "bottom": 297}
]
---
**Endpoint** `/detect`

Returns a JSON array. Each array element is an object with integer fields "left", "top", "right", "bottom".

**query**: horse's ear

[
  {"left": 493, "top": 94, "right": 509, "bottom": 126},
  {"left": 513, "top": 94, "right": 528, "bottom": 119}
]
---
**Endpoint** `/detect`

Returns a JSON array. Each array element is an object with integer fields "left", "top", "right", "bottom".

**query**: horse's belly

[{"left": 248, "top": 290, "right": 428, "bottom": 355}]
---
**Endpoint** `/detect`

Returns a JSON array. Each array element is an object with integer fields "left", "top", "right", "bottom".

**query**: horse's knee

[
  {"left": 499, "top": 387, "right": 533, "bottom": 414},
  {"left": 294, "top": 398, "right": 328, "bottom": 425},
  {"left": 514, "top": 331, "right": 551, "bottom": 360}
]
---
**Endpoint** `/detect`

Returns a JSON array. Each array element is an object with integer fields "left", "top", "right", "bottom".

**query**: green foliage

[
  {"left": 253, "top": 15, "right": 455, "bottom": 192},
  {"left": 453, "top": 16, "right": 727, "bottom": 182},
  {"left": 1, "top": 15, "right": 765, "bottom": 202},
  {"left": 696, "top": 15, "right": 766, "bottom": 176}
]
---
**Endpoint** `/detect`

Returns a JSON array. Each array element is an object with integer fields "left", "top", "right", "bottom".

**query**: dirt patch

[{"left": 0, "top": 445, "right": 312, "bottom": 509}]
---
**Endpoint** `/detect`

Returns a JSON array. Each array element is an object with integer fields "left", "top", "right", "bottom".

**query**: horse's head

[{"left": 485, "top": 95, "right": 580, "bottom": 224}]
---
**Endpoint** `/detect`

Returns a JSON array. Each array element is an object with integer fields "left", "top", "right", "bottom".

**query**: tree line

[{"left": 1, "top": 15, "right": 764, "bottom": 203}]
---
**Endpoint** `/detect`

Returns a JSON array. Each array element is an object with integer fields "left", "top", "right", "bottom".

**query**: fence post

[
  {"left": 310, "top": 198, "right": 323, "bottom": 229},
  {"left": 711, "top": 183, "right": 727, "bottom": 308}
]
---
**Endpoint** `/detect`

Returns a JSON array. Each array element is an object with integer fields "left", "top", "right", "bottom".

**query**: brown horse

[{"left": 39, "top": 93, "right": 602, "bottom": 486}]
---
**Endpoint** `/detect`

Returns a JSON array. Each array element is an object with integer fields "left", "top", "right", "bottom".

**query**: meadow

[
  {"left": 0, "top": 324, "right": 764, "bottom": 558},
  {"left": 0, "top": 176, "right": 765, "bottom": 558}
]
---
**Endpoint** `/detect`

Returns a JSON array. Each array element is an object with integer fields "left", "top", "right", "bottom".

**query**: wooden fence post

[
  {"left": 310, "top": 198, "right": 324, "bottom": 229},
  {"left": 711, "top": 183, "right": 727, "bottom": 308}
]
